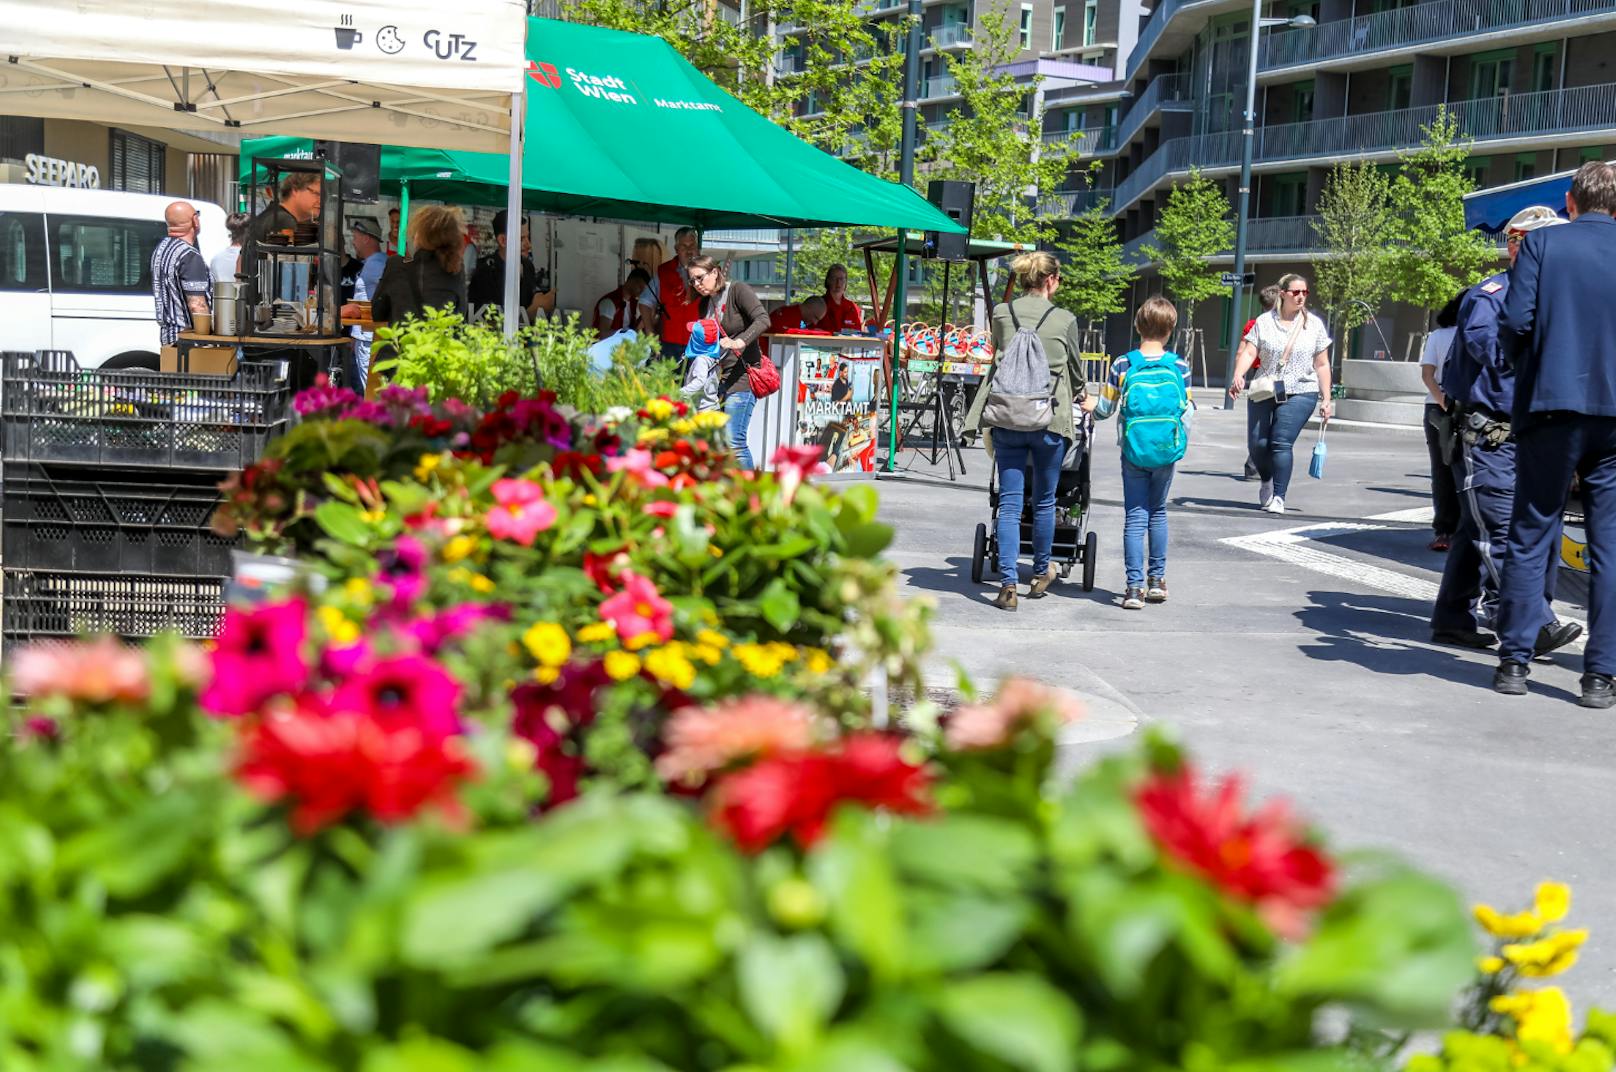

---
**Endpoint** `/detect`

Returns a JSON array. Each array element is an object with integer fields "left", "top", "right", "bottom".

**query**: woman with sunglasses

[
  {"left": 1227, "top": 273, "right": 1333, "bottom": 515},
  {"left": 687, "top": 255, "right": 771, "bottom": 468}
]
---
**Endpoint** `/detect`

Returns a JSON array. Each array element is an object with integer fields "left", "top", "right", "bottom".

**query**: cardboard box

[{"left": 160, "top": 346, "right": 238, "bottom": 375}]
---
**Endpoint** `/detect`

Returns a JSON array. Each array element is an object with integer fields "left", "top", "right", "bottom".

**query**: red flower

[
  {"left": 236, "top": 700, "right": 475, "bottom": 835},
  {"left": 510, "top": 662, "right": 609, "bottom": 807},
  {"left": 1135, "top": 766, "right": 1336, "bottom": 935},
  {"left": 551, "top": 450, "right": 606, "bottom": 481},
  {"left": 771, "top": 444, "right": 829, "bottom": 503},
  {"left": 583, "top": 548, "right": 630, "bottom": 594},
  {"left": 710, "top": 733, "right": 931, "bottom": 853},
  {"left": 200, "top": 598, "right": 309, "bottom": 717}
]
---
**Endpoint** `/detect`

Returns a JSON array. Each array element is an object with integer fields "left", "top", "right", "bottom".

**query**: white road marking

[
  {"left": 1368, "top": 506, "right": 1436, "bottom": 523},
  {"left": 1222, "top": 522, "right": 1586, "bottom": 651}
]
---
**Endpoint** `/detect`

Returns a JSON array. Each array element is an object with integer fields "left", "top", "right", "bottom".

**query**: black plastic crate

[
  {"left": 2, "top": 568, "right": 225, "bottom": 642},
  {"left": 2, "top": 463, "right": 240, "bottom": 576},
  {"left": 2, "top": 350, "right": 291, "bottom": 471}
]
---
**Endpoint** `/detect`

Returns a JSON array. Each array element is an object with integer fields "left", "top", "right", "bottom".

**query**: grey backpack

[{"left": 981, "top": 303, "right": 1059, "bottom": 432}]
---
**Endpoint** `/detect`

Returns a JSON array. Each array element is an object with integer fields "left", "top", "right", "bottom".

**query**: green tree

[
  {"left": 1055, "top": 195, "right": 1135, "bottom": 335},
  {"left": 1146, "top": 168, "right": 1235, "bottom": 328},
  {"left": 1385, "top": 106, "right": 1497, "bottom": 322},
  {"left": 1311, "top": 160, "right": 1394, "bottom": 339}
]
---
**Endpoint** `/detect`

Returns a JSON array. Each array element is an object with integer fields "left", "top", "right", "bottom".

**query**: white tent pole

[{"left": 502, "top": 88, "right": 525, "bottom": 341}]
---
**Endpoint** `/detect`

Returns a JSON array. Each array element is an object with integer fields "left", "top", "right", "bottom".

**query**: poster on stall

[{"left": 795, "top": 342, "right": 885, "bottom": 474}]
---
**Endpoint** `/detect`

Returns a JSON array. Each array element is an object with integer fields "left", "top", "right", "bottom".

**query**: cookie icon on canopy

[{"left": 376, "top": 25, "right": 406, "bottom": 54}]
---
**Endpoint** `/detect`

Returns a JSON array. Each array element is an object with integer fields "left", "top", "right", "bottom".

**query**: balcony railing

[
  {"left": 931, "top": 22, "right": 973, "bottom": 46},
  {"left": 923, "top": 75, "right": 960, "bottom": 99},
  {"left": 1042, "top": 125, "right": 1120, "bottom": 155},
  {"left": 1113, "top": 72, "right": 1195, "bottom": 151},
  {"left": 1043, "top": 187, "right": 1115, "bottom": 215},
  {"left": 1126, "top": 0, "right": 1228, "bottom": 82},
  {"left": 1121, "top": 216, "right": 1323, "bottom": 262},
  {"left": 1110, "top": 81, "right": 1616, "bottom": 211},
  {"left": 776, "top": 53, "right": 805, "bottom": 75},
  {"left": 1261, "top": 0, "right": 1616, "bottom": 72}
]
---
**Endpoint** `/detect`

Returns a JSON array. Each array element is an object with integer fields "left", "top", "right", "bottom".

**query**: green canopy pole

[
  {"left": 888, "top": 0, "right": 924, "bottom": 473},
  {"left": 501, "top": 89, "right": 526, "bottom": 339},
  {"left": 784, "top": 228, "right": 795, "bottom": 303},
  {"left": 399, "top": 180, "right": 410, "bottom": 257}
]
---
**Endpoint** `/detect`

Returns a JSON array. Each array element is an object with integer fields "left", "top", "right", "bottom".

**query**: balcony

[
  {"left": 1043, "top": 187, "right": 1115, "bottom": 215},
  {"left": 776, "top": 53, "right": 805, "bottom": 75},
  {"left": 1122, "top": 216, "right": 1322, "bottom": 263},
  {"left": 1113, "top": 72, "right": 1195, "bottom": 151},
  {"left": 1108, "top": 80, "right": 1616, "bottom": 212},
  {"left": 1042, "top": 125, "right": 1120, "bottom": 155},
  {"left": 1260, "top": 0, "right": 1616, "bottom": 74},
  {"left": 1125, "top": 0, "right": 1234, "bottom": 83},
  {"left": 923, "top": 75, "right": 960, "bottom": 99},
  {"left": 931, "top": 22, "right": 973, "bottom": 46}
]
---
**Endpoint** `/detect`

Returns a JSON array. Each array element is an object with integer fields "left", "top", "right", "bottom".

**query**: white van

[{"left": 0, "top": 187, "right": 229, "bottom": 369}]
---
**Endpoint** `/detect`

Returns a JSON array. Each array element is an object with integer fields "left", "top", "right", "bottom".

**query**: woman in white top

[
  {"left": 1418, "top": 291, "right": 1465, "bottom": 551},
  {"left": 209, "top": 212, "right": 250, "bottom": 283},
  {"left": 1227, "top": 273, "right": 1333, "bottom": 515}
]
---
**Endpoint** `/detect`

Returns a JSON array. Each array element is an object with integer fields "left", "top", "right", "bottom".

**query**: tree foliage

[
  {"left": 1146, "top": 169, "right": 1235, "bottom": 321},
  {"left": 1311, "top": 161, "right": 1394, "bottom": 337},
  {"left": 1385, "top": 107, "right": 1497, "bottom": 314},
  {"left": 1055, "top": 196, "right": 1135, "bottom": 331}
]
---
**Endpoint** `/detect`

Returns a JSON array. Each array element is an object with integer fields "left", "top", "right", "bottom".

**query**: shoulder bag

[
  {"left": 718, "top": 283, "right": 781, "bottom": 399},
  {"left": 1248, "top": 312, "right": 1304, "bottom": 402}
]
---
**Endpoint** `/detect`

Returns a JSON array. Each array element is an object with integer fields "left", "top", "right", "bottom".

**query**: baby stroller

[{"left": 970, "top": 410, "right": 1098, "bottom": 592}]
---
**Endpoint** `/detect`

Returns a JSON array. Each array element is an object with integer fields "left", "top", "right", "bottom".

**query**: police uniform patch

[{"left": 1481, "top": 281, "right": 1504, "bottom": 294}]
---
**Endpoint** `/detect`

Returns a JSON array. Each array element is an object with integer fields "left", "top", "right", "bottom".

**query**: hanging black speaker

[
  {"left": 922, "top": 179, "right": 975, "bottom": 261},
  {"left": 315, "top": 141, "right": 381, "bottom": 203}
]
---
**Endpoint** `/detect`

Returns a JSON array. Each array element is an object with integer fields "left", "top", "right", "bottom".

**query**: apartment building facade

[{"left": 1041, "top": 0, "right": 1616, "bottom": 359}]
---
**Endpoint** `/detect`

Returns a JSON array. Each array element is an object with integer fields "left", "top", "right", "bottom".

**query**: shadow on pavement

[
  {"left": 1363, "top": 485, "right": 1432, "bottom": 500},
  {"left": 1293, "top": 589, "right": 1582, "bottom": 701},
  {"left": 902, "top": 556, "right": 1123, "bottom": 611}
]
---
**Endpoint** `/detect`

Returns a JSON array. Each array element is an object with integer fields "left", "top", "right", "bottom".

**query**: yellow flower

[
  {"left": 732, "top": 642, "right": 787, "bottom": 678},
  {"left": 603, "top": 650, "right": 641, "bottom": 681},
  {"left": 414, "top": 452, "right": 444, "bottom": 481},
  {"left": 644, "top": 398, "right": 676, "bottom": 421},
  {"left": 1502, "top": 930, "right": 1588, "bottom": 978},
  {"left": 769, "top": 642, "right": 798, "bottom": 662},
  {"left": 671, "top": 419, "right": 696, "bottom": 436},
  {"left": 316, "top": 605, "right": 360, "bottom": 646},
  {"left": 689, "top": 643, "right": 724, "bottom": 666},
  {"left": 582, "top": 494, "right": 598, "bottom": 507},
  {"left": 644, "top": 645, "right": 698, "bottom": 690},
  {"left": 709, "top": 545, "right": 724, "bottom": 558},
  {"left": 1491, "top": 987, "right": 1574, "bottom": 1055},
  {"left": 442, "top": 534, "right": 478, "bottom": 564},
  {"left": 1534, "top": 882, "right": 1572, "bottom": 924},
  {"left": 505, "top": 737, "right": 538, "bottom": 772},
  {"left": 576, "top": 622, "right": 617, "bottom": 645},
  {"left": 696, "top": 629, "right": 730, "bottom": 650},
  {"left": 637, "top": 427, "right": 670, "bottom": 446},
  {"left": 1478, "top": 956, "right": 1506, "bottom": 974},
  {"left": 360, "top": 508, "right": 387, "bottom": 524},
  {"left": 694, "top": 410, "right": 729, "bottom": 430},
  {"left": 803, "top": 647, "right": 836, "bottom": 675},
  {"left": 447, "top": 568, "right": 496, "bottom": 594},
  {"left": 523, "top": 622, "right": 572, "bottom": 669},
  {"left": 342, "top": 577, "right": 374, "bottom": 607},
  {"left": 1475, "top": 903, "right": 1544, "bottom": 940},
  {"left": 533, "top": 666, "right": 561, "bottom": 685}
]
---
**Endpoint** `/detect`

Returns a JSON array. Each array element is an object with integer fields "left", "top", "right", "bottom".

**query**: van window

[
  {"left": 0, "top": 212, "right": 46, "bottom": 291},
  {"left": 48, "top": 215, "right": 164, "bottom": 295}
]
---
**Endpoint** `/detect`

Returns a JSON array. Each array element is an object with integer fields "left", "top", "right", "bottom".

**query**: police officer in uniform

[
  {"left": 1494, "top": 162, "right": 1616, "bottom": 705},
  {"left": 1431, "top": 205, "right": 1582, "bottom": 659}
]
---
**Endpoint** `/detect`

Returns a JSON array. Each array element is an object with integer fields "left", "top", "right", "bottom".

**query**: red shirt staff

[{"left": 816, "top": 263, "right": 866, "bottom": 333}]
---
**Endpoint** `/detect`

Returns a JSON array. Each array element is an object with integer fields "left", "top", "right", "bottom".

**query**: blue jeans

[
  {"left": 1248, "top": 392, "right": 1318, "bottom": 498},
  {"left": 1122, "top": 458, "right": 1175, "bottom": 588},
  {"left": 724, "top": 389, "right": 757, "bottom": 469},
  {"left": 992, "top": 428, "right": 1065, "bottom": 588}
]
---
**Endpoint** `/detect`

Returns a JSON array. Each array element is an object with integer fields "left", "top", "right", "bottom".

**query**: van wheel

[{"left": 99, "top": 351, "right": 160, "bottom": 371}]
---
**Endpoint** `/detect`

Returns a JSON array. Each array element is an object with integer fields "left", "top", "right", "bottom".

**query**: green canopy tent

[{"left": 241, "top": 18, "right": 962, "bottom": 234}]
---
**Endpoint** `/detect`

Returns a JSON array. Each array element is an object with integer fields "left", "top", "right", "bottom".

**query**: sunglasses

[{"left": 1286, "top": 289, "right": 1309, "bottom": 296}]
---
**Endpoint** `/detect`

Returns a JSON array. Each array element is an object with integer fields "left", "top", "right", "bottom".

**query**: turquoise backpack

[{"left": 1119, "top": 349, "right": 1190, "bottom": 469}]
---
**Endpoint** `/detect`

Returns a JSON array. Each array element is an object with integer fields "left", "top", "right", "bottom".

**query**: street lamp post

[{"left": 1221, "top": 5, "right": 1315, "bottom": 409}]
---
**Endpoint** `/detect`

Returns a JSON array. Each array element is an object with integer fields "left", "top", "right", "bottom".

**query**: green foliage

[
  {"left": 1386, "top": 107, "right": 1498, "bottom": 315},
  {"left": 1146, "top": 168, "right": 1236, "bottom": 322},
  {"left": 1056, "top": 194, "right": 1136, "bottom": 330},
  {"left": 371, "top": 310, "right": 678, "bottom": 413},
  {"left": 1313, "top": 161, "right": 1395, "bottom": 336}
]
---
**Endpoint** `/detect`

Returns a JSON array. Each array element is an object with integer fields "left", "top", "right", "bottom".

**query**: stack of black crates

[{"left": 1, "top": 350, "right": 291, "bottom": 649}]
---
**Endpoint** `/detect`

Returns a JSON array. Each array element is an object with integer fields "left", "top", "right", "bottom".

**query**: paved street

[{"left": 878, "top": 394, "right": 1616, "bottom": 1005}]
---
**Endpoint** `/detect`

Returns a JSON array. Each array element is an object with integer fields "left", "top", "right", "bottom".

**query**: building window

[
  {"left": 0, "top": 116, "right": 44, "bottom": 165},
  {"left": 1468, "top": 50, "right": 1515, "bottom": 100},
  {"left": 1292, "top": 80, "right": 1315, "bottom": 123},
  {"left": 1083, "top": 0, "right": 1098, "bottom": 45},
  {"left": 108, "top": 128, "right": 166, "bottom": 194},
  {"left": 1271, "top": 172, "right": 1308, "bottom": 216},
  {"left": 1053, "top": 5, "right": 1066, "bottom": 48},
  {"left": 1533, "top": 44, "right": 1556, "bottom": 93},
  {"left": 1515, "top": 153, "right": 1538, "bottom": 182},
  {"left": 1387, "top": 65, "right": 1413, "bottom": 111},
  {"left": 1463, "top": 156, "right": 1492, "bottom": 188},
  {"left": 1583, "top": 146, "right": 1607, "bottom": 164},
  {"left": 1020, "top": 4, "right": 1034, "bottom": 50}
]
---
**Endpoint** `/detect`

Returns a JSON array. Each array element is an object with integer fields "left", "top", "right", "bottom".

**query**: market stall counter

[
  {"left": 170, "top": 331, "right": 352, "bottom": 390},
  {"left": 750, "top": 333, "right": 888, "bottom": 476}
]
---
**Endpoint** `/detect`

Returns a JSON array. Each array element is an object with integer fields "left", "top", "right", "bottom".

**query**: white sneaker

[
  {"left": 1263, "top": 495, "right": 1286, "bottom": 515},
  {"left": 1259, "top": 479, "right": 1274, "bottom": 508}
]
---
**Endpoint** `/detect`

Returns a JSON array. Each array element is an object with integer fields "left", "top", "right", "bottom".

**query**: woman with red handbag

[{"left": 687, "top": 255, "right": 774, "bottom": 468}]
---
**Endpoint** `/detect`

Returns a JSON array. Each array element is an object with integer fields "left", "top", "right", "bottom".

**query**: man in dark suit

[{"left": 1493, "top": 161, "right": 1616, "bottom": 706}]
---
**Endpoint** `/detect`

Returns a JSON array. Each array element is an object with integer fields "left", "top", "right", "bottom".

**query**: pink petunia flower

[
  {"left": 607, "top": 448, "right": 671, "bottom": 489},
  {"left": 642, "top": 500, "right": 679, "bottom": 519},
  {"left": 200, "top": 599, "right": 310, "bottom": 717},
  {"left": 329, "top": 653, "right": 463, "bottom": 741},
  {"left": 770, "top": 444, "right": 829, "bottom": 504},
  {"left": 598, "top": 571, "right": 674, "bottom": 649},
  {"left": 656, "top": 696, "right": 818, "bottom": 787},
  {"left": 944, "top": 678, "right": 1085, "bottom": 751},
  {"left": 486, "top": 478, "right": 558, "bottom": 546},
  {"left": 11, "top": 636, "right": 149, "bottom": 705}
]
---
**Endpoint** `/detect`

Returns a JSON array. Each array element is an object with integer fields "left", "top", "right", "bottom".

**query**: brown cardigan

[{"left": 701, "top": 280, "right": 771, "bottom": 387}]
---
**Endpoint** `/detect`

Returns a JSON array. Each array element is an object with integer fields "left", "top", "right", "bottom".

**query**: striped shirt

[
  {"left": 151, "top": 237, "right": 212, "bottom": 346},
  {"left": 1092, "top": 349, "right": 1193, "bottom": 421}
]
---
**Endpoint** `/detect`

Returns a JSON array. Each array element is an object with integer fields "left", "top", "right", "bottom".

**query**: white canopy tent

[{"left": 1, "top": 0, "right": 530, "bottom": 329}]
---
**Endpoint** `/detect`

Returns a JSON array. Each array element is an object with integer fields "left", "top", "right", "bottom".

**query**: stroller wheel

[
  {"left": 971, "top": 523, "right": 987, "bottom": 585},
  {"left": 1082, "top": 531, "right": 1099, "bottom": 592}
]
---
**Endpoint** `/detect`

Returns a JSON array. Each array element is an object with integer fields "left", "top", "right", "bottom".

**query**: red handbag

[{"left": 746, "top": 353, "right": 782, "bottom": 398}]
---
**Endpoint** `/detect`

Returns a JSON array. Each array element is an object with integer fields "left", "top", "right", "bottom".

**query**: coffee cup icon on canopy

[{"left": 334, "top": 25, "right": 363, "bottom": 49}]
